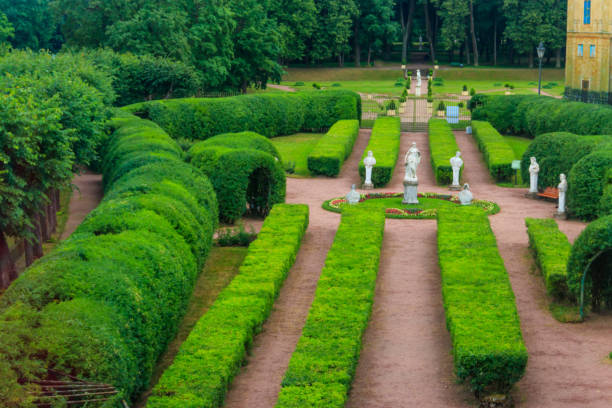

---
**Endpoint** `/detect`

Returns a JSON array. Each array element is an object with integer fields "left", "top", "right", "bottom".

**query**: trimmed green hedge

[
  {"left": 520, "top": 133, "right": 609, "bottom": 191},
  {"left": 148, "top": 204, "right": 309, "bottom": 408},
  {"left": 471, "top": 94, "right": 612, "bottom": 137},
  {"left": 567, "top": 215, "right": 612, "bottom": 307},
  {"left": 429, "top": 118, "right": 461, "bottom": 185},
  {"left": 123, "top": 91, "right": 361, "bottom": 140},
  {"left": 568, "top": 146, "right": 612, "bottom": 221},
  {"left": 188, "top": 132, "right": 286, "bottom": 223},
  {"left": 308, "top": 120, "right": 360, "bottom": 177},
  {"left": 525, "top": 218, "right": 571, "bottom": 299},
  {"left": 358, "top": 117, "right": 400, "bottom": 187},
  {"left": 437, "top": 208, "right": 527, "bottom": 394},
  {"left": 0, "top": 113, "right": 218, "bottom": 403},
  {"left": 276, "top": 207, "right": 385, "bottom": 407},
  {"left": 471, "top": 121, "right": 515, "bottom": 182},
  {"left": 600, "top": 169, "right": 612, "bottom": 218}
]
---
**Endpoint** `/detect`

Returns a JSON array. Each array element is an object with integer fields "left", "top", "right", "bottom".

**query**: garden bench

[{"left": 538, "top": 187, "right": 559, "bottom": 201}]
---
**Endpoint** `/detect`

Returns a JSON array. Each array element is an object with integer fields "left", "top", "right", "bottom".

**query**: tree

[
  {"left": 354, "top": 0, "right": 397, "bottom": 66},
  {"left": 0, "top": 0, "right": 59, "bottom": 50},
  {"left": 398, "top": 0, "right": 416, "bottom": 64},
  {"left": 270, "top": 0, "right": 317, "bottom": 63},
  {"left": 310, "top": 0, "right": 358, "bottom": 65},
  {"left": 0, "top": 11, "right": 13, "bottom": 44},
  {"left": 434, "top": 0, "right": 470, "bottom": 63}
]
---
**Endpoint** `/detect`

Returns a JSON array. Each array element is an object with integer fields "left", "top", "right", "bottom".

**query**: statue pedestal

[
  {"left": 524, "top": 192, "right": 539, "bottom": 199},
  {"left": 402, "top": 179, "right": 419, "bottom": 204},
  {"left": 449, "top": 184, "right": 461, "bottom": 191},
  {"left": 363, "top": 182, "right": 374, "bottom": 190},
  {"left": 554, "top": 212, "right": 567, "bottom": 220}
]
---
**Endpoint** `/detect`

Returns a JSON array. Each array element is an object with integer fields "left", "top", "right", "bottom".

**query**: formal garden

[{"left": 1, "top": 0, "right": 612, "bottom": 407}]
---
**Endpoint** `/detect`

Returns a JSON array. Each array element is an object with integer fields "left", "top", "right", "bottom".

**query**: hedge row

[
  {"left": 471, "top": 121, "right": 515, "bottom": 182},
  {"left": 429, "top": 118, "right": 461, "bottom": 185},
  {"left": 0, "top": 112, "right": 218, "bottom": 403},
  {"left": 437, "top": 208, "right": 527, "bottom": 394},
  {"left": 188, "top": 132, "right": 286, "bottom": 223},
  {"left": 148, "top": 204, "right": 309, "bottom": 408},
  {"left": 568, "top": 145, "right": 612, "bottom": 221},
  {"left": 525, "top": 218, "right": 571, "bottom": 299},
  {"left": 308, "top": 120, "right": 360, "bottom": 177},
  {"left": 123, "top": 90, "right": 361, "bottom": 140},
  {"left": 276, "top": 207, "right": 385, "bottom": 407},
  {"left": 358, "top": 117, "right": 401, "bottom": 187},
  {"left": 600, "top": 169, "right": 612, "bottom": 218},
  {"left": 471, "top": 94, "right": 612, "bottom": 137}
]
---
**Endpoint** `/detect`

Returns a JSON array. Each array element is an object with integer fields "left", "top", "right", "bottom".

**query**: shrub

[
  {"left": 566, "top": 215, "right": 612, "bottom": 309},
  {"left": 313, "top": 83, "right": 321, "bottom": 89},
  {"left": 525, "top": 218, "right": 571, "bottom": 299},
  {"left": 295, "top": 81, "right": 305, "bottom": 86},
  {"left": 437, "top": 208, "right": 527, "bottom": 394},
  {"left": 463, "top": 84, "right": 468, "bottom": 92},
  {"left": 332, "top": 83, "right": 342, "bottom": 87},
  {"left": 437, "top": 101, "right": 446, "bottom": 111},
  {"left": 358, "top": 117, "right": 401, "bottom": 187},
  {"left": 471, "top": 121, "right": 515, "bottom": 182},
  {"left": 124, "top": 91, "right": 361, "bottom": 140},
  {"left": 148, "top": 204, "right": 309, "bottom": 408},
  {"left": 568, "top": 147, "right": 612, "bottom": 220},
  {"left": 188, "top": 132, "right": 286, "bottom": 223},
  {"left": 276, "top": 207, "right": 385, "bottom": 407},
  {"left": 470, "top": 88, "right": 476, "bottom": 96},
  {"left": 429, "top": 119, "right": 461, "bottom": 185},
  {"left": 600, "top": 169, "right": 612, "bottom": 217},
  {"left": 308, "top": 120, "right": 360, "bottom": 177}
]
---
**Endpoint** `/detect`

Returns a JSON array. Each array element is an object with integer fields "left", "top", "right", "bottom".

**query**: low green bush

[
  {"left": 148, "top": 204, "right": 309, "bottom": 408},
  {"left": 308, "top": 120, "right": 360, "bottom": 177},
  {"left": 471, "top": 121, "right": 515, "bottom": 182},
  {"left": 568, "top": 147, "right": 612, "bottom": 221},
  {"left": 429, "top": 119, "right": 461, "bottom": 185},
  {"left": 358, "top": 117, "right": 401, "bottom": 187},
  {"left": 276, "top": 207, "right": 385, "bottom": 408},
  {"left": 600, "top": 169, "right": 612, "bottom": 217},
  {"left": 567, "top": 215, "right": 612, "bottom": 309},
  {"left": 437, "top": 208, "right": 527, "bottom": 394},
  {"left": 525, "top": 218, "right": 571, "bottom": 299},
  {"left": 188, "top": 132, "right": 286, "bottom": 223},
  {"left": 123, "top": 90, "right": 361, "bottom": 140}
]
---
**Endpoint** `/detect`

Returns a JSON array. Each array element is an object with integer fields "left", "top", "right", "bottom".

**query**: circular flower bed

[{"left": 323, "top": 192, "right": 500, "bottom": 219}]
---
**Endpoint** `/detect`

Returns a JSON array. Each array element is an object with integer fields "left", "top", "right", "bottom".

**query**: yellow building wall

[{"left": 565, "top": 0, "right": 612, "bottom": 94}]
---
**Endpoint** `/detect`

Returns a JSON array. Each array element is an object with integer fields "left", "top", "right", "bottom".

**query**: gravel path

[{"left": 60, "top": 171, "right": 103, "bottom": 240}]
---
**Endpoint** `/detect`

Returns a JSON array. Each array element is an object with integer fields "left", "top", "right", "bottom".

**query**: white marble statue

[
  {"left": 450, "top": 151, "right": 463, "bottom": 187},
  {"left": 346, "top": 184, "right": 361, "bottom": 205},
  {"left": 458, "top": 183, "right": 473, "bottom": 205},
  {"left": 528, "top": 157, "right": 540, "bottom": 194},
  {"left": 558, "top": 174, "right": 568, "bottom": 214},
  {"left": 416, "top": 69, "right": 422, "bottom": 87},
  {"left": 363, "top": 151, "right": 376, "bottom": 189},
  {"left": 404, "top": 142, "right": 421, "bottom": 182}
]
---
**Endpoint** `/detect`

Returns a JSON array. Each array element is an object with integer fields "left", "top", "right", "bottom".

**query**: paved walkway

[{"left": 60, "top": 171, "right": 104, "bottom": 240}]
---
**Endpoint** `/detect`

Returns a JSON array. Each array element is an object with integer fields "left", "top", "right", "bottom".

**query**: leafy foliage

[
  {"left": 568, "top": 147, "right": 612, "bottom": 221},
  {"left": 308, "top": 120, "right": 360, "bottom": 177},
  {"left": 277, "top": 207, "right": 385, "bottom": 407},
  {"left": 525, "top": 218, "right": 571, "bottom": 299},
  {"left": 148, "top": 204, "right": 309, "bottom": 408},
  {"left": 471, "top": 121, "right": 515, "bottom": 182},
  {"left": 437, "top": 208, "right": 527, "bottom": 394},
  {"left": 358, "top": 117, "right": 400, "bottom": 187},
  {"left": 429, "top": 118, "right": 461, "bottom": 185}
]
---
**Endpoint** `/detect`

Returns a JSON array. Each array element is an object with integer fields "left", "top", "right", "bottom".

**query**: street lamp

[{"left": 537, "top": 42, "right": 546, "bottom": 95}]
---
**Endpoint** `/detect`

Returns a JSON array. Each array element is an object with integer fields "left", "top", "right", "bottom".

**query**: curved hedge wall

[
  {"left": 472, "top": 94, "right": 612, "bottom": 137},
  {"left": 568, "top": 146, "right": 612, "bottom": 221},
  {"left": 188, "top": 132, "right": 286, "bottom": 223},
  {"left": 358, "top": 117, "right": 401, "bottom": 187},
  {"left": 123, "top": 91, "right": 361, "bottom": 140},
  {"left": 567, "top": 215, "right": 612, "bottom": 307},
  {"left": 0, "top": 112, "right": 218, "bottom": 404}
]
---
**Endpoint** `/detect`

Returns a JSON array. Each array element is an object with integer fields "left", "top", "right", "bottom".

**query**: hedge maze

[
  {"left": 428, "top": 118, "right": 461, "bottom": 185},
  {"left": 358, "top": 116, "right": 401, "bottom": 187}
]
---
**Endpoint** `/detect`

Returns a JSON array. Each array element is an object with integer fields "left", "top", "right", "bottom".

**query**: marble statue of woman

[
  {"left": 363, "top": 151, "right": 376, "bottom": 189},
  {"left": 404, "top": 142, "right": 421, "bottom": 182},
  {"left": 416, "top": 69, "right": 422, "bottom": 87},
  {"left": 529, "top": 157, "right": 540, "bottom": 194},
  {"left": 558, "top": 174, "right": 568, "bottom": 214},
  {"left": 346, "top": 184, "right": 361, "bottom": 205},
  {"left": 450, "top": 151, "right": 463, "bottom": 188},
  {"left": 458, "top": 183, "right": 473, "bottom": 205}
]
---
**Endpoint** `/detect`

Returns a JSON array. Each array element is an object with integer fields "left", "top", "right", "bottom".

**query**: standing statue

[
  {"left": 404, "top": 142, "right": 421, "bottom": 182},
  {"left": 363, "top": 151, "right": 376, "bottom": 189},
  {"left": 346, "top": 184, "right": 361, "bottom": 205},
  {"left": 528, "top": 157, "right": 540, "bottom": 194},
  {"left": 557, "top": 174, "right": 568, "bottom": 214},
  {"left": 416, "top": 69, "right": 422, "bottom": 87},
  {"left": 449, "top": 151, "right": 463, "bottom": 189},
  {"left": 458, "top": 183, "right": 473, "bottom": 206}
]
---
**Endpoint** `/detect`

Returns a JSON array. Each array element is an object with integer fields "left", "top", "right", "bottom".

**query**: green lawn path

[{"left": 272, "top": 133, "right": 325, "bottom": 177}]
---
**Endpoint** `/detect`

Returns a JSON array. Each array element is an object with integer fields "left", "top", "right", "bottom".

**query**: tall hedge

[
  {"left": 123, "top": 90, "right": 361, "bottom": 140},
  {"left": 358, "top": 117, "right": 401, "bottom": 187},
  {"left": 568, "top": 146, "right": 612, "bottom": 221},
  {"left": 0, "top": 113, "right": 218, "bottom": 404},
  {"left": 472, "top": 94, "right": 612, "bottom": 137},
  {"left": 600, "top": 169, "right": 612, "bottom": 218},
  {"left": 471, "top": 121, "right": 515, "bottom": 182},
  {"left": 276, "top": 207, "right": 385, "bottom": 407},
  {"left": 525, "top": 218, "right": 571, "bottom": 299},
  {"left": 429, "top": 118, "right": 461, "bottom": 185},
  {"left": 148, "top": 204, "right": 309, "bottom": 408},
  {"left": 307, "top": 120, "right": 360, "bottom": 177},
  {"left": 437, "top": 208, "right": 527, "bottom": 394},
  {"left": 188, "top": 132, "right": 286, "bottom": 223}
]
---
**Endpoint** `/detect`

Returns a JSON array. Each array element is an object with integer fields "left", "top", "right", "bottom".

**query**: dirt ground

[{"left": 60, "top": 171, "right": 103, "bottom": 240}]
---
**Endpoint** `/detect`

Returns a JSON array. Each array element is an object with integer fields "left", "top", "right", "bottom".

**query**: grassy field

[
  {"left": 436, "top": 67, "right": 565, "bottom": 81},
  {"left": 356, "top": 197, "right": 459, "bottom": 211},
  {"left": 432, "top": 79, "right": 564, "bottom": 96},
  {"left": 499, "top": 135, "right": 533, "bottom": 186},
  {"left": 284, "top": 81, "right": 405, "bottom": 96},
  {"left": 272, "top": 133, "right": 325, "bottom": 177}
]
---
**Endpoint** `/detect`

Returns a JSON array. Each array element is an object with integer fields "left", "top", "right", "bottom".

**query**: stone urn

[
  {"left": 462, "top": 91, "right": 469, "bottom": 96},
  {"left": 387, "top": 110, "right": 396, "bottom": 116},
  {"left": 434, "top": 65, "right": 440, "bottom": 70},
  {"left": 437, "top": 110, "right": 445, "bottom": 118}
]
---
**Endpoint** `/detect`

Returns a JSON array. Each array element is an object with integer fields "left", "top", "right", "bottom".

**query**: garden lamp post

[{"left": 537, "top": 42, "right": 546, "bottom": 95}]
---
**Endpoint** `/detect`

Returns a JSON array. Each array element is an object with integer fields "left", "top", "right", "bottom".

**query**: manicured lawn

[
  {"left": 358, "top": 197, "right": 458, "bottom": 211},
  {"left": 504, "top": 135, "right": 532, "bottom": 160},
  {"left": 431, "top": 80, "right": 565, "bottom": 97},
  {"left": 272, "top": 133, "right": 325, "bottom": 177},
  {"left": 283, "top": 81, "right": 405, "bottom": 96}
]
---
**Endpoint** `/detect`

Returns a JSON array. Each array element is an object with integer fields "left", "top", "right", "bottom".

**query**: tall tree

[
  {"left": 0, "top": 11, "right": 13, "bottom": 43},
  {"left": 270, "top": 0, "right": 317, "bottom": 63},
  {"left": 398, "top": 0, "right": 416, "bottom": 64},
  {"left": 355, "top": 0, "right": 396, "bottom": 66},
  {"left": 422, "top": 0, "right": 436, "bottom": 63},
  {"left": 0, "top": 0, "right": 58, "bottom": 50},
  {"left": 434, "top": 0, "right": 469, "bottom": 63},
  {"left": 310, "top": 0, "right": 358, "bottom": 65}
]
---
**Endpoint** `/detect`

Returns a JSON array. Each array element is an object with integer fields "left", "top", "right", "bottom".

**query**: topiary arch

[
  {"left": 188, "top": 132, "right": 286, "bottom": 223},
  {"left": 567, "top": 215, "right": 612, "bottom": 313}
]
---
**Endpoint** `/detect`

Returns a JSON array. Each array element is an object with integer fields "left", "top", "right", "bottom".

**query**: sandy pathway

[{"left": 60, "top": 171, "right": 104, "bottom": 240}]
